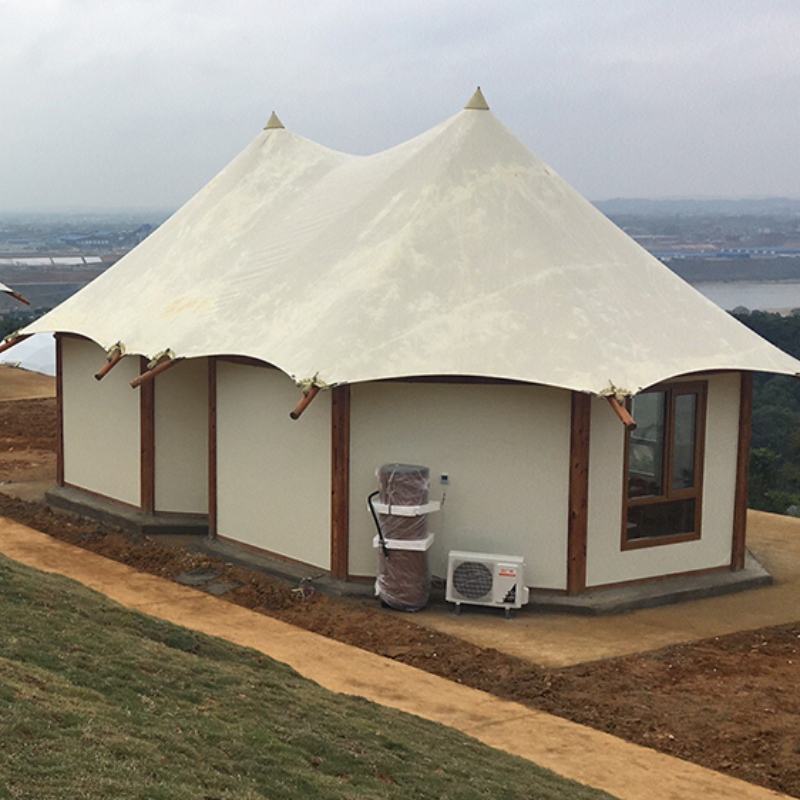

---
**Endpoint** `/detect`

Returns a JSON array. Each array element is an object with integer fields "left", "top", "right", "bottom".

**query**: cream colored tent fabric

[{"left": 24, "top": 94, "right": 800, "bottom": 395}]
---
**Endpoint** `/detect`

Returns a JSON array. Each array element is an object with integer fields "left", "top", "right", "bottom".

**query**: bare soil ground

[{"left": 1, "top": 395, "right": 799, "bottom": 797}]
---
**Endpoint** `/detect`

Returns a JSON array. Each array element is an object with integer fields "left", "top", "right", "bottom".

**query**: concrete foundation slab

[
  {"left": 46, "top": 485, "right": 208, "bottom": 537},
  {"left": 525, "top": 552, "right": 772, "bottom": 615},
  {"left": 43, "top": 485, "right": 776, "bottom": 617}
]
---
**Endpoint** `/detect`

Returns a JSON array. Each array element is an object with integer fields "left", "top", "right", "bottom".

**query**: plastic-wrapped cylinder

[{"left": 375, "top": 463, "right": 430, "bottom": 612}]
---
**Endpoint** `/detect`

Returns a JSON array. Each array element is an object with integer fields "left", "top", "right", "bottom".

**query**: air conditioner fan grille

[{"left": 452, "top": 561, "right": 493, "bottom": 600}]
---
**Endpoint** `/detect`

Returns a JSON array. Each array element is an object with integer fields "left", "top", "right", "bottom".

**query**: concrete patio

[{"left": 411, "top": 510, "right": 800, "bottom": 666}]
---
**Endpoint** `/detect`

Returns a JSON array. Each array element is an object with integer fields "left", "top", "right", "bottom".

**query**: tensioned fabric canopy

[
  {"left": 0, "top": 333, "right": 56, "bottom": 376},
  {"left": 23, "top": 90, "right": 800, "bottom": 395}
]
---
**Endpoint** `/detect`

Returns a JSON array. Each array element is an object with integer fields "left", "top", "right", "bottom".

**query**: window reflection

[
  {"left": 628, "top": 391, "right": 665, "bottom": 499},
  {"left": 673, "top": 393, "right": 697, "bottom": 490}
]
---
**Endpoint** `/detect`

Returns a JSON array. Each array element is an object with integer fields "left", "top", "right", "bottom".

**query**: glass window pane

[
  {"left": 627, "top": 499, "right": 696, "bottom": 541},
  {"left": 673, "top": 393, "right": 697, "bottom": 490},
  {"left": 628, "top": 392, "right": 665, "bottom": 499}
]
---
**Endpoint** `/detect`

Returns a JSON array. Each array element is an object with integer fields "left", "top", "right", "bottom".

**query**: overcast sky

[{"left": 1, "top": 0, "right": 798, "bottom": 212}]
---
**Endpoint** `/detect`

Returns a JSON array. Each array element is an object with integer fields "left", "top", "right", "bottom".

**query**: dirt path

[{"left": 0, "top": 519, "right": 788, "bottom": 800}]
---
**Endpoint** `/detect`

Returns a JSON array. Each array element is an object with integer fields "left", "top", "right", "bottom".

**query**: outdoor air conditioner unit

[{"left": 446, "top": 551, "right": 530, "bottom": 617}]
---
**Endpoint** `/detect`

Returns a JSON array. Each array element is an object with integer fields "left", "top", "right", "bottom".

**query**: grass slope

[{"left": 0, "top": 555, "right": 616, "bottom": 800}]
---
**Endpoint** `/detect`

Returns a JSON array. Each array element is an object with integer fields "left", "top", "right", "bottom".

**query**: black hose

[{"left": 367, "top": 490, "right": 390, "bottom": 559}]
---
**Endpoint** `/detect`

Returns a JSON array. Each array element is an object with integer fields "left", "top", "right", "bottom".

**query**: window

[{"left": 623, "top": 381, "right": 706, "bottom": 548}]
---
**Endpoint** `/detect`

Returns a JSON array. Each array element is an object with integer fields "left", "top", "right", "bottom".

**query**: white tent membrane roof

[
  {"left": 23, "top": 91, "right": 800, "bottom": 396},
  {"left": 0, "top": 333, "right": 56, "bottom": 376}
]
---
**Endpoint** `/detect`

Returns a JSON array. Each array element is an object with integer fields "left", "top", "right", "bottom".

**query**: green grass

[{"left": 0, "top": 554, "right": 616, "bottom": 800}]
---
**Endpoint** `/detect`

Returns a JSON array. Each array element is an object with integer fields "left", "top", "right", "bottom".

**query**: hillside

[{"left": 0, "top": 553, "right": 613, "bottom": 800}]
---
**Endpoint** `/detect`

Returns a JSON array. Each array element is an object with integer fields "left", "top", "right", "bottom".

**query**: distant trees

[
  {"left": 734, "top": 311, "right": 800, "bottom": 514},
  {"left": 0, "top": 310, "right": 36, "bottom": 341}
]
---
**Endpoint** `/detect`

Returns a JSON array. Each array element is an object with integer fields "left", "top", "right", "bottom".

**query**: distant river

[{"left": 693, "top": 281, "right": 800, "bottom": 312}]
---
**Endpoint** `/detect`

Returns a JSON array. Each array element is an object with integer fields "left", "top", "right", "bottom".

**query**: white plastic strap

[
  {"left": 370, "top": 500, "right": 441, "bottom": 517},
  {"left": 372, "top": 534, "right": 435, "bottom": 552}
]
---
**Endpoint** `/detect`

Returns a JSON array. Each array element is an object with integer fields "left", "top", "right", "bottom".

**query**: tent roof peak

[
  {"left": 464, "top": 87, "right": 489, "bottom": 111},
  {"left": 263, "top": 111, "right": 285, "bottom": 131}
]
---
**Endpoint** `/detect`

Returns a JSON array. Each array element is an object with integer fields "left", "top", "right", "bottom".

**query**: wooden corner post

[
  {"left": 55, "top": 333, "right": 65, "bottom": 486},
  {"left": 208, "top": 358, "right": 218, "bottom": 538},
  {"left": 568, "top": 392, "right": 592, "bottom": 595},
  {"left": 330, "top": 385, "right": 351, "bottom": 581},
  {"left": 139, "top": 356, "right": 156, "bottom": 515},
  {"left": 732, "top": 371, "right": 753, "bottom": 571}
]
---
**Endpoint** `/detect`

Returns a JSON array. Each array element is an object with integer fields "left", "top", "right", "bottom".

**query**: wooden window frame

[{"left": 621, "top": 380, "right": 707, "bottom": 551}]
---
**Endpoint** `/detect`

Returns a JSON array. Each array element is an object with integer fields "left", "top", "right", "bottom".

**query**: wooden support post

[
  {"left": 290, "top": 384, "right": 320, "bottom": 420},
  {"left": 330, "top": 385, "right": 351, "bottom": 581},
  {"left": 606, "top": 395, "right": 637, "bottom": 430},
  {"left": 0, "top": 334, "right": 31, "bottom": 356},
  {"left": 567, "top": 392, "right": 591, "bottom": 595},
  {"left": 130, "top": 357, "right": 180, "bottom": 388},
  {"left": 732, "top": 371, "right": 753, "bottom": 571},
  {"left": 55, "top": 334, "right": 64, "bottom": 487},
  {"left": 139, "top": 357, "right": 156, "bottom": 514},
  {"left": 208, "top": 358, "right": 218, "bottom": 538},
  {"left": 94, "top": 350, "right": 123, "bottom": 381}
]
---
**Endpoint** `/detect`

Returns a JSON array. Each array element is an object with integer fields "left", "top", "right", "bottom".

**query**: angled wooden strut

[
  {"left": 94, "top": 349, "right": 123, "bottom": 381},
  {"left": 6, "top": 290, "right": 30, "bottom": 306},
  {"left": 290, "top": 384, "right": 320, "bottom": 420},
  {"left": 606, "top": 395, "right": 637, "bottom": 430},
  {"left": 130, "top": 358, "right": 181, "bottom": 388},
  {"left": 0, "top": 334, "right": 31, "bottom": 355}
]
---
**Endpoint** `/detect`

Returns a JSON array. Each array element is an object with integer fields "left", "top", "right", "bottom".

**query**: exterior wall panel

[
  {"left": 154, "top": 358, "right": 208, "bottom": 514},
  {"left": 215, "top": 361, "right": 331, "bottom": 569},
  {"left": 61, "top": 336, "right": 140, "bottom": 506},
  {"left": 348, "top": 382, "right": 571, "bottom": 589}
]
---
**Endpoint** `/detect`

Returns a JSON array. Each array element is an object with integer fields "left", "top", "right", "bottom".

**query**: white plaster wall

[
  {"left": 215, "top": 361, "right": 331, "bottom": 569},
  {"left": 348, "top": 382, "right": 571, "bottom": 589},
  {"left": 586, "top": 373, "right": 741, "bottom": 586},
  {"left": 61, "top": 336, "right": 140, "bottom": 506},
  {"left": 154, "top": 358, "right": 208, "bottom": 514}
]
